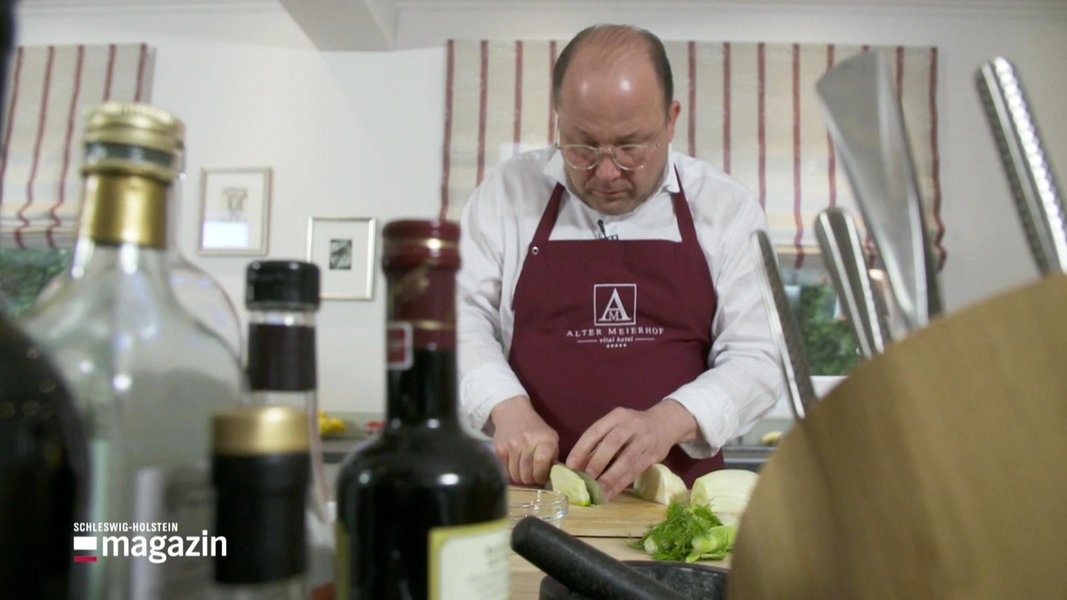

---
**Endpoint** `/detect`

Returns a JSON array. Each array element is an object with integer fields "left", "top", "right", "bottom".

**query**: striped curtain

[
  {"left": 0, "top": 43, "right": 154, "bottom": 249},
  {"left": 440, "top": 40, "right": 943, "bottom": 268}
]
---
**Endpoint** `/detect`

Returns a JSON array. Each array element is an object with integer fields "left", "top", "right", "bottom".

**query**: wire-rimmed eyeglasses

[{"left": 557, "top": 140, "right": 663, "bottom": 172}]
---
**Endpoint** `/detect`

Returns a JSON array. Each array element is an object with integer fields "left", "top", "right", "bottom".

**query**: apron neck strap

[{"left": 531, "top": 167, "right": 693, "bottom": 246}]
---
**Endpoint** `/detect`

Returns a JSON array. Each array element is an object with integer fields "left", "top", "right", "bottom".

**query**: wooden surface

[
  {"left": 557, "top": 489, "right": 669, "bottom": 538},
  {"left": 730, "top": 274, "right": 1067, "bottom": 599},
  {"left": 509, "top": 487, "right": 731, "bottom": 599}
]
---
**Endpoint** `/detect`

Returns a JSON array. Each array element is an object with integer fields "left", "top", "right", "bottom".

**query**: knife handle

[
  {"left": 751, "top": 230, "right": 818, "bottom": 420},
  {"left": 510, "top": 516, "right": 689, "bottom": 600},
  {"left": 977, "top": 57, "right": 1067, "bottom": 274},
  {"left": 815, "top": 207, "right": 892, "bottom": 359}
]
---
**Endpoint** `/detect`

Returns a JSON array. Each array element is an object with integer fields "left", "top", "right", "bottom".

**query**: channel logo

[
  {"left": 73, "top": 536, "right": 98, "bottom": 563},
  {"left": 70, "top": 523, "right": 226, "bottom": 565}
]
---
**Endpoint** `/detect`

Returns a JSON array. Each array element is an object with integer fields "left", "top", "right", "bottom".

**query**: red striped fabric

[
  {"left": 687, "top": 41, "right": 696, "bottom": 157},
  {"left": 50, "top": 45, "right": 84, "bottom": 248},
  {"left": 440, "top": 39, "right": 943, "bottom": 267},
  {"left": 439, "top": 39, "right": 455, "bottom": 221},
  {"left": 928, "top": 47, "right": 945, "bottom": 269},
  {"left": 0, "top": 43, "right": 155, "bottom": 248},
  {"left": 722, "top": 42, "right": 731, "bottom": 175},
  {"left": 18, "top": 46, "right": 55, "bottom": 248},
  {"left": 513, "top": 41, "right": 523, "bottom": 154},
  {"left": 547, "top": 41, "right": 557, "bottom": 145},
  {"left": 791, "top": 44, "right": 804, "bottom": 269},
  {"left": 757, "top": 43, "right": 766, "bottom": 211},
  {"left": 104, "top": 44, "right": 115, "bottom": 99},
  {"left": 0, "top": 47, "right": 23, "bottom": 219},
  {"left": 475, "top": 40, "right": 488, "bottom": 189},
  {"left": 135, "top": 43, "right": 148, "bottom": 102},
  {"left": 825, "top": 45, "right": 837, "bottom": 210}
]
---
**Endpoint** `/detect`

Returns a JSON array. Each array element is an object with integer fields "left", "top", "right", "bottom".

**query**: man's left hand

[{"left": 565, "top": 399, "right": 698, "bottom": 500}]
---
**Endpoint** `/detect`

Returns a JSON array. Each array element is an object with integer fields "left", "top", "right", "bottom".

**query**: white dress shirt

[{"left": 457, "top": 146, "right": 783, "bottom": 456}]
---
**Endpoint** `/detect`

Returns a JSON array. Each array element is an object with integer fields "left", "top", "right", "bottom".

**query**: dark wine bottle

[
  {"left": 211, "top": 405, "right": 309, "bottom": 600},
  {"left": 0, "top": 313, "right": 88, "bottom": 600},
  {"left": 0, "top": 4, "right": 87, "bottom": 597},
  {"left": 335, "top": 220, "right": 509, "bottom": 599}
]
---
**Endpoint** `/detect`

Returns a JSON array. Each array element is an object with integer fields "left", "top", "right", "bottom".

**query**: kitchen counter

[{"left": 509, "top": 488, "right": 731, "bottom": 599}]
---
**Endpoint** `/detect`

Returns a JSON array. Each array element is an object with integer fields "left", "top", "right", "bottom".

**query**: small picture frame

[
  {"left": 198, "top": 167, "right": 272, "bottom": 255},
  {"left": 306, "top": 217, "right": 377, "bottom": 301}
]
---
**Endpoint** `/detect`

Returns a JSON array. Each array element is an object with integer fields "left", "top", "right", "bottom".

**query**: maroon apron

[{"left": 507, "top": 170, "right": 724, "bottom": 486}]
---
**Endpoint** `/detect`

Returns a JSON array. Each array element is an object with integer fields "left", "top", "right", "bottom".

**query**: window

[
  {"left": 791, "top": 282, "right": 860, "bottom": 376},
  {"left": 779, "top": 259, "right": 860, "bottom": 377},
  {"left": 0, "top": 248, "right": 69, "bottom": 318}
]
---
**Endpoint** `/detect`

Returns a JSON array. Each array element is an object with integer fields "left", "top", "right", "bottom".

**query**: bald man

[{"left": 458, "top": 24, "right": 782, "bottom": 500}]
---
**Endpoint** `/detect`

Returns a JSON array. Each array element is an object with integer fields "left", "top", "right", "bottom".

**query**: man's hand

[
  {"left": 490, "top": 396, "right": 560, "bottom": 485},
  {"left": 566, "top": 399, "right": 698, "bottom": 500}
]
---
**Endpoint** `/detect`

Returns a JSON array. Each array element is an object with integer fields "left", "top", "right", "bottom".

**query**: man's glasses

[{"left": 557, "top": 140, "right": 662, "bottom": 172}]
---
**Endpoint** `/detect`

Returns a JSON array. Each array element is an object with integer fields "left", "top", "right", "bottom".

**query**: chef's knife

[
  {"left": 976, "top": 57, "right": 1067, "bottom": 274},
  {"left": 816, "top": 50, "right": 943, "bottom": 333},
  {"left": 815, "top": 207, "right": 891, "bottom": 359},
  {"left": 752, "top": 230, "right": 818, "bottom": 420}
]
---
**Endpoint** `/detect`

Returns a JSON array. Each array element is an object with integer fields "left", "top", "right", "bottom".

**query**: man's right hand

[{"left": 489, "top": 396, "right": 559, "bottom": 485}]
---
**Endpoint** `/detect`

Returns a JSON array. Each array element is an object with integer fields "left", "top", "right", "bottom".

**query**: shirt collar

[{"left": 544, "top": 146, "right": 679, "bottom": 197}]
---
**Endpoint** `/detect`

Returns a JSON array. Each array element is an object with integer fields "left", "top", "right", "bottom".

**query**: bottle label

[
  {"left": 247, "top": 324, "right": 317, "bottom": 391},
  {"left": 128, "top": 465, "right": 216, "bottom": 598},
  {"left": 386, "top": 322, "right": 413, "bottom": 371},
  {"left": 334, "top": 521, "right": 351, "bottom": 598},
  {"left": 428, "top": 519, "right": 510, "bottom": 600}
]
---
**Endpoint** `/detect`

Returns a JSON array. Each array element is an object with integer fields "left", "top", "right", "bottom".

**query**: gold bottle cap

[
  {"left": 212, "top": 406, "right": 309, "bottom": 456},
  {"left": 82, "top": 101, "right": 184, "bottom": 182}
]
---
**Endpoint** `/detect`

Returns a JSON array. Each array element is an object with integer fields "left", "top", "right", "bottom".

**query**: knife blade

[
  {"left": 816, "top": 50, "right": 943, "bottom": 333},
  {"left": 976, "top": 57, "right": 1067, "bottom": 274},
  {"left": 752, "top": 230, "right": 818, "bottom": 420},
  {"left": 815, "top": 207, "right": 891, "bottom": 360}
]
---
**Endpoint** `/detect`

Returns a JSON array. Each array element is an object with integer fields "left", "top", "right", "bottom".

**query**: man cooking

[{"left": 457, "top": 24, "right": 782, "bottom": 500}]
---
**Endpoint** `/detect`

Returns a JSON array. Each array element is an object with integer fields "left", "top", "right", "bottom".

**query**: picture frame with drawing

[
  {"left": 306, "top": 217, "right": 377, "bottom": 300},
  {"left": 198, "top": 167, "right": 271, "bottom": 256}
]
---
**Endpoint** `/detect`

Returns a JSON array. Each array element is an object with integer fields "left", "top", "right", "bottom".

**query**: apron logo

[{"left": 594, "top": 284, "right": 637, "bottom": 326}]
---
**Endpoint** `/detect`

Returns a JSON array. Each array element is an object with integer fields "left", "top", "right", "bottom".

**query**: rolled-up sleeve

[{"left": 457, "top": 175, "right": 529, "bottom": 433}]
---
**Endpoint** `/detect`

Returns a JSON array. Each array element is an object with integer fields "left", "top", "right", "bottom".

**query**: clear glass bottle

[
  {"left": 18, "top": 101, "right": 247, "bottom": 599},
  {"left": 211, "top": 405, "right": 309, "bottom": 600},
  {"left": 167, "top": 172, "right": 243, "bottom": 360},
  {"left": 335, "top": 220, "right": 509, "bottom": 599},
  {"left": 245, "top": 260, "right": 334, "bottom": 600},
  {"left": 35, "top": 150, "right": 244, "bottom": 361}
]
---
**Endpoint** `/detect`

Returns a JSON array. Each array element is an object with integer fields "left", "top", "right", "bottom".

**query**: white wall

[{"left": 14, "top": 1, "right": 1067, "bottom": 415}]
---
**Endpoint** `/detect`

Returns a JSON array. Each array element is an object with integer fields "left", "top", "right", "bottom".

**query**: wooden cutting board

[
  {"left": 559, "top": 490, "right": 669, "bottom": 538},
  {"left": 510, "top": 485, "right": 669, "bottom": 538},
  {"left": 729, "top": 274, "right": 1067, "bottom": 599}
]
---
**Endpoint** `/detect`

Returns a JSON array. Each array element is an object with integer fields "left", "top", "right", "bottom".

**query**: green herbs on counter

[{"left": 631, "top": 502, "right": 738, "bottom": 563}]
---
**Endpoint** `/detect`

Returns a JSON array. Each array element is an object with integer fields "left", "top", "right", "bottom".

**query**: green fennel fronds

[{"left": 630, "top": 501, "right": 728, "bottom": 562}]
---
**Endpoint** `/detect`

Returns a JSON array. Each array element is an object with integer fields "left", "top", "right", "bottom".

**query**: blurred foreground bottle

[
  {"left": 212, "top": 406, "right": 309, "bottom": 600},
  {"left": 0, "top": 314, "right": 89, "bottom": 600},
  {"left": 166, "top": 175, "right": 244, "bottom": 359},
  {"left": 245, "top": 260, "right": 334, "bottom": 599},
  {"left": 335, "top": 220, "right": 508, "bottom": 599},
  {"left": 0, "top": 1, "right": 89, "bottom": 597},
  {"left": 19, "top": 102, "right": 247, "bottom": 599}
]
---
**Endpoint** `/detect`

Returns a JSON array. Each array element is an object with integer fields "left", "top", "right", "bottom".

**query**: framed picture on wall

[
  {"left": 306, "top": 216, "right": 377, "bottom": 301},
  {"left": 198, "top": 167, "right": 272, "bottom": 256}
]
